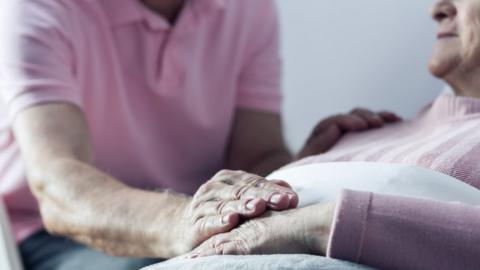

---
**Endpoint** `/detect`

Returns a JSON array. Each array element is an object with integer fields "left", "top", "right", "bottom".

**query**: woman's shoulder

[{"left": 413, "top": 92, "right": 480, "bottom": 123}]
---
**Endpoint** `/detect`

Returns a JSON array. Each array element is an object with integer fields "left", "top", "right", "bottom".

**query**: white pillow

[{"left": 267, "top": 162, "right": 480, "bottom": 207}]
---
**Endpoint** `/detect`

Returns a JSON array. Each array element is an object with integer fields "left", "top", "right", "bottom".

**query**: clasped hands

[{"left": 174, "top": 109, "right": 400, "bottom": 257}]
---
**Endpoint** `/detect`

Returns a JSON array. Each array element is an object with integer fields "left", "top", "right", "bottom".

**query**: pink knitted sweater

[{"left": 295, "top": 93, "right": 480, "bottom": 270}]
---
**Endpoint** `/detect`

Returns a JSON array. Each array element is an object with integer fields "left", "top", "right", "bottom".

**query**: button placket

[{"left": 155, "top": 4, "right": 198, "bottom": 94}]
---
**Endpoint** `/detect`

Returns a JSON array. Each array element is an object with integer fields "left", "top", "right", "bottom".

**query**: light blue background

[{"left": 277, "top": 0, "right": 443, "bottom": 151}]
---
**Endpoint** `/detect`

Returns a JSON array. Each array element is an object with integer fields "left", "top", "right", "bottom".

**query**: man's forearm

[{"left": 29, "top": 158, "right": 191, "bottom": 258}]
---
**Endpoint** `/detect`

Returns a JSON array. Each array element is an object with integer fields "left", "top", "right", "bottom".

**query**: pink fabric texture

[
  {"left": 294, "top": 93, "right": 480, "bottom": 270},
  {"left": 0, "top": 0, "right": 282, "bottom": 242}
]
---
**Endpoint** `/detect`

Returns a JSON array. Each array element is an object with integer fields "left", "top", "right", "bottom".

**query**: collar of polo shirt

[{"left": 94, "top": 0, "right": 226, "bottom": 30}]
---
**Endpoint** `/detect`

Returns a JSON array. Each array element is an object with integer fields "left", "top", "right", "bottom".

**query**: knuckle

[
  {"left": 192, "top": 212, "right": 202, "bottom": 223},
  {"left": 234, "top": 178, "right": 262, "bottom": 198},
  {"left": 213, "top": 170, "right": 245, "bottom": 184},
  {"left": 237, "top": 200, "right": 248, "bottom": 212},
  {"left": 185, "top": 204, "right": 196, "bottom": 217},
  {"left": 238, "top": 173, "right": 261, "bottom": 184},
  {"left": 195, "top": 182, "right": 223, "bottom": 200},
  {"left": 253, "top": 180, "right": 265, "bottom": 189},
  {"left": 234, "top": 171, "right": 250, "bottom": 181},
  {"left": 195, "top": 218, "right": 208, "bottom": 235},
  {"left": 212, "top": 170, "right": 232, "bottom": 183},
  {"left": 215, "top": 169, "right": 231, "bottom": 177},
  {"left": 229, "top": 174, "right": 267, "bottom": 200},
  {"left": 264, "top": 179, "right": 283, "bottom": 189},
  {"left": 215, "top": 169, "right": 241, "bottom": 179},
  {"left": 215, "top": 201, "right": 227, "bottom": 215},
  {"left": 245, "top": 176, "right": 264, "bottom": 187},
  {"left": 189, "top": 202, "right": 206, "bottom": 221},
  {"left": 232, "top": 185, "right": 247, "bottom": 200},
  {"left": 190, "top": 197, "right": 204, "bottom": 210},
  {"left": 197, "top": 183, "right": 210, "bottom": 195}
]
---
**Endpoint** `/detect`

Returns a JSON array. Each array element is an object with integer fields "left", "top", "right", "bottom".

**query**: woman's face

[{"left": 429, "top": 0, "right": 480, "bottom": 78}]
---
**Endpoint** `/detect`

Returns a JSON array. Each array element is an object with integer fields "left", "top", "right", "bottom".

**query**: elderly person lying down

[{"left": 177, "top": 1, "right": 480, "bottom": 269}]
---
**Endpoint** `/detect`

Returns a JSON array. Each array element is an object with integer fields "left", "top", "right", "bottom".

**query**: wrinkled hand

[
  {"left": 174, "top": 170, "right": 299, "bottom": 254},
  {"left": 187, "top": 203, "right": 336, "bottom": 258},
  {"left": 297, "top": 108, "right": 401, "bottom": 159}
]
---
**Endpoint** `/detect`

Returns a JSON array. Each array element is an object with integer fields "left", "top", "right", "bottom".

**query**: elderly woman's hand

[
  {"left": 187, "top": 202, "right": 336, "bottom": 257},
  {"left": 297, "top": 108, "right": 401, "bottom": 160},
  {"left": 174, "top": 170, "right": 299, "bottom": 254}
]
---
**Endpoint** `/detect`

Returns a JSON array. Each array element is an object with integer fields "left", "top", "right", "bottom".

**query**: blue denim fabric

[{"left": 20, "top": 231, "right": 161, "bottom": 270}]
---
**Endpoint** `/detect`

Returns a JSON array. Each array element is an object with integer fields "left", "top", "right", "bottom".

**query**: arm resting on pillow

[{"left": 328, "top": 189, "right": 480, "bottom": 270}]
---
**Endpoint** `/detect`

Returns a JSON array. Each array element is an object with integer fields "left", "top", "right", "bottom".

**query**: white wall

[{"left": 277, "top": 0, "right": 444, "bottom": 151}]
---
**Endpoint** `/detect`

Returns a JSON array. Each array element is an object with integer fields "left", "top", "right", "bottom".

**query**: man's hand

[
  {"left": 296, "top": 108, "right": 401, "bottom": 160},
  {"left": 175, "top": 170, "right": 298, "bottom": 253}
]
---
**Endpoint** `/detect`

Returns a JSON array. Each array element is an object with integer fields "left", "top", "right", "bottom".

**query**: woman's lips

[{"left": 437, "top": 32, "right": 458, "bottom": 39}]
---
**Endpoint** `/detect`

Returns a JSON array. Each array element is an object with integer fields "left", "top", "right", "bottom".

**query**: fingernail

[
  {"left": 287, "top": 193, "right": 298, "bottom": 207},
  {"left": 222, "top": 214, "right": 230, "bottom": 224},
  {"left": 246, "top": 200, "right": 256, "bottom": 210},
  {"left": 270, "top": 193, "right": 283, "bottom": 204}
]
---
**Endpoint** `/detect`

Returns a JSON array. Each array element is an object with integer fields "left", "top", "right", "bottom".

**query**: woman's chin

[{"left": 428, "top": 60, "right": 454, "bottom": 79}]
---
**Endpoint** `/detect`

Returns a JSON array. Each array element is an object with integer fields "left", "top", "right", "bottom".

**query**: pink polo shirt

[{"left": 0, "top": 0, "right": 282, "bottom": 242}]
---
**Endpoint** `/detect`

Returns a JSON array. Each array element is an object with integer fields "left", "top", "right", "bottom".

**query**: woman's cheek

[{"left": 460, "top": 2, "right": 480, "bottom": 60}]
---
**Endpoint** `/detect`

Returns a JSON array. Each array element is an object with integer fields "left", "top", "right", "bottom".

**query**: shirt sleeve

[
  {"left": 327, "top": 189, "right": 480, "bottom": 270},
  {"left": 236, "top": 0, "right": 282, "bottom": 113},
  {"left": 0, "top": 1, "right": 81, "bottom": 122}
]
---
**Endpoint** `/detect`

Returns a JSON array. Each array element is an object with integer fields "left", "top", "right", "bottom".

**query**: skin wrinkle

[{"left": 461, "top": 2, "right": 480, "bottom": 59}]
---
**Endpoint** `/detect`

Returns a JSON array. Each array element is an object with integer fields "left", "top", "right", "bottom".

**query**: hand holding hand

[
  {"left": 174, "top": 170, "right": 298, "bottom": 254},
  {"left": 187, "top": 202, "right": 336, "bottom": 257}
]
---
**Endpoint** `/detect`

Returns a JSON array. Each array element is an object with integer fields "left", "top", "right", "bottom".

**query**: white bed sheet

[{"left": 268, "top": 162, "right": 480, "bottom": 207}]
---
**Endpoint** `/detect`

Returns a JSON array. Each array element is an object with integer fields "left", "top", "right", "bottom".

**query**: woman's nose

[{"left": 431, "top": 1, "right": 457, "bottom": 22}]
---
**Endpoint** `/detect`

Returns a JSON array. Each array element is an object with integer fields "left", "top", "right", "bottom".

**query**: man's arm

[
  {"left": 225, "top": 109, "right": 292, "bottom": 177},
  {"left": 14, "top": 103, "right": 297, "bottom": 258},
  {"left": 14, "top": 103, "right": 191, "bottom": 258}
]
